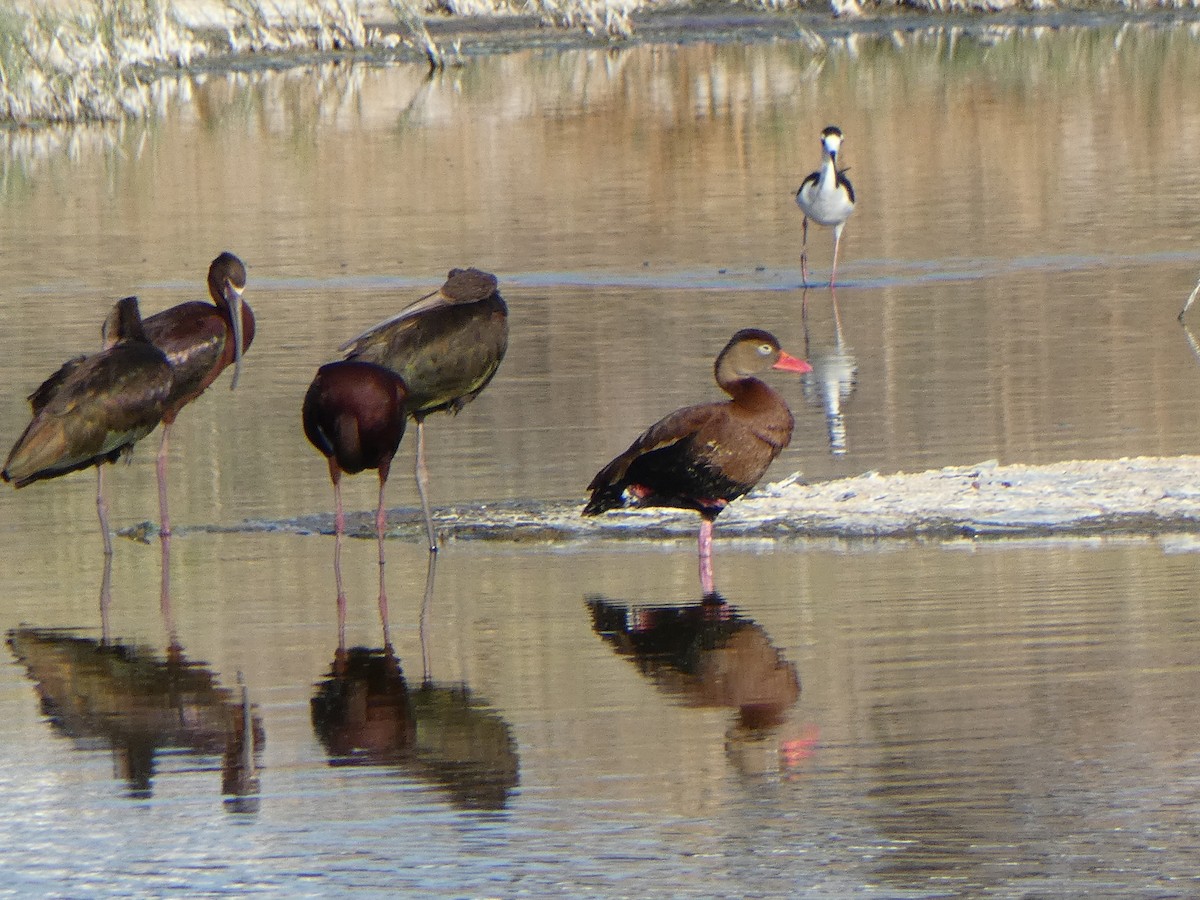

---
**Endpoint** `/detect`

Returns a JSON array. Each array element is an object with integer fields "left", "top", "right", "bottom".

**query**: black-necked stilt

[
  {"left": 795, "top": 126, "right": 856, "bottom": 289},
  {"left": 1179, "top": 274, "right": 1200, "bottom": 322}
]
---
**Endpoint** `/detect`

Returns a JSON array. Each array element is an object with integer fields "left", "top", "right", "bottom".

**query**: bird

[
  {"left": 303, "top": 359, "right": 409, "bottom": 630},
  {"left": 1179, "top": 274, "right": 1200, "bottom": 322},
  {"left": 340, "top": 267, "right": 508, "bottom": 553},
  {"left": 795, "top": 125, "right": 856, "bottom": 290},
  {"left": 2, "top": 296, "right": 174, "bottom": 556},
  {"left": 583, "top": 329, "right": 811, "bottom": 595},
  {"left": 141, "top": 251, "right": 254, "bottom": 539}
]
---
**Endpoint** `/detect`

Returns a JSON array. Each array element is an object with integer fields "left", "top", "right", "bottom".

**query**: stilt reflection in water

[
  {"left": 311, "top": 554, "right": 519, "bottom": 811},
  {"left": 5, "top": 548, "right": 264, "bottom": 805},
  {"left": 801, "top": 290, "right": 858, "bottom": 457},
  {"left": 586, "top": 593, "right": 816, "bottom": 773}
]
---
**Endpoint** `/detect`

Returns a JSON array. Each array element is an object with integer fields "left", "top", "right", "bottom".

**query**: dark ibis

[
  {"left": 2, "top": 296, "right": 173, "bottom": 555},
  {"left": 340, "top": 266, "right": 508, "bottom": 552},
  {"left": 795, "top": 126, "right": 856, "bottom": 290},
  {"left": 142, "top": 251, "right": 254, "bottom": 538},
  {"left": 583, "top": 329, "right": 811, "bottom": 595},
  {"left": 302, "top": 359, "right": 409, "bottom": 631}
]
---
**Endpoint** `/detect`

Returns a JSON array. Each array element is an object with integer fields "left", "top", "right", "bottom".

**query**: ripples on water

[{"left": 2, "top": 20, "right": 1200, "bottom": 897}]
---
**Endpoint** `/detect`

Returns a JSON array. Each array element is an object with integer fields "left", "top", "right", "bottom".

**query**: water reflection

[
  {"left": 5, "top": 541, "right": 263, "bottom": 807},
  {"left": 311, "top": 555, "right": 519, "bottom": 811},
  {"left": 585, "top": 592, "right": 813, "bottom": 772},
  {"left": 6, "top": 628, "right": 262, "bottom": 805},
  {"left": 801, "top": 291, "right": 858, "bottom": 456}
]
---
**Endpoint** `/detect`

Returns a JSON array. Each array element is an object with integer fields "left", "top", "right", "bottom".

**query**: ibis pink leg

[
  {"left": 414, "top": 417, "right": 438, "bottom": 553},
  {"left": 156, "top": 421, "right": 173, "bottom": 538},
  {"left": 329, "top": 460, "right": 347, "bottom": 649},
  {"left": 376, "top": 464, "right": 391, "bottom": 641},
  {"left": 96, "top": 466, "right": 113, "bottom": 557}
]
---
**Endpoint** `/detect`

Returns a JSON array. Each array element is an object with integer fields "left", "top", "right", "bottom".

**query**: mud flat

[{"left": 214, "top": 456, "right": 1200, "bottom": 545}]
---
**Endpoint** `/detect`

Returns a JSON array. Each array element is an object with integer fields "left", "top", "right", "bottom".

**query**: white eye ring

[{"left": 758, "top": 343, "right": 772, "bottom": 356}]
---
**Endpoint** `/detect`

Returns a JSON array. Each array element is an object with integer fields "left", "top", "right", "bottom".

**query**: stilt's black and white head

[{"left": 820, "top": 126, "right": 844, "bottom": 162}]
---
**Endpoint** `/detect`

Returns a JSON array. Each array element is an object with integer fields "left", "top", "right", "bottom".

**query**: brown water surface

[{"left": 3, "top": 22, "right": 1200, "bottom": 897}]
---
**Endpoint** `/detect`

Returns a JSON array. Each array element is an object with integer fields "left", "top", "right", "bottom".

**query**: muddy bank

[{"left": 184, "top": 456, "right": 1200, "bottom": 545}]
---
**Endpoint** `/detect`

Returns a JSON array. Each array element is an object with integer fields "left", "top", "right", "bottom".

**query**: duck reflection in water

[
  {"left": 800, "top": 289, "right": 858, "bottom": 457},
  {"left": 311, "top": 554, "right": 519, "bottom": 811},
  {"left": 586, "top": 593, "right": 817, "bottom": 773}
]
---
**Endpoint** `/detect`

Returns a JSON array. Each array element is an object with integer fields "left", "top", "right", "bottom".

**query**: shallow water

[{"left": 4, "top": 21, "right": 1200, "bottom": 897}]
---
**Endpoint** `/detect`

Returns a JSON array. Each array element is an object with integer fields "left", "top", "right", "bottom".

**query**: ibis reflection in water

[
  {"left": 143, "top": 251, "right": 255, "bottom": 540},
  {"left": 583, "top": 329, "right": 811, "bottom": 595},
  {"left": 310, "top": 554, "right": 520, "bottom": 811},
  {"left": 2, "top": 296, "right": 172, "bottom": 556},
  {"left": 7, "top": 621, "right": 262, "bottom": 805},
  {"left": 340, "top": 267, "right": 509, "bottom": 553}
]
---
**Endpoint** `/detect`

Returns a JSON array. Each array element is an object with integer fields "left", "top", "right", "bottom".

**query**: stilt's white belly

[{"left": 796, "top": 183, "right": 854, "bottom": 226}]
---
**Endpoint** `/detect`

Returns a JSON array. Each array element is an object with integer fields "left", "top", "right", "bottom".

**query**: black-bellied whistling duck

[
  {"left": 2, "top": 296, "right": 173, "bottom": 555},
  {"left": 340, "top": 267, "right": 508, "bottom": 553},
  {"left": 302, "top": 360, "right": 409, "bottom": 632},
  {"left": 142, "top": 252, "right": 254, "bottom": 539},
  {"left": 795, "top": 126, "right": 856, "bottom": 290},
  {"left": 583, "top": 329, "right": 811, "bottom": 594}
]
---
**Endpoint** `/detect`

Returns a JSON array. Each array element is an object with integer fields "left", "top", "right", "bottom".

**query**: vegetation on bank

[{"left": 0, "top": 0, "right": 1197, "bottom": 126}]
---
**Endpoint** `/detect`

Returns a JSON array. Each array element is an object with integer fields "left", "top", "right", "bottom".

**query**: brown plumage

[
  {"left": 583, "top": 329, "right": 811, "bottom": 593},
  {"left": 341, "top": 267, "right": 508, "bottom": 552},
  {"left": 303, "top": 360, "right": 409, "bottom": 630},
  {"left": 142, "top": 251, "right": 254, "bottom": 537},
  {"left": 2, "top": 296, "right": 173, "bottom": 553}
]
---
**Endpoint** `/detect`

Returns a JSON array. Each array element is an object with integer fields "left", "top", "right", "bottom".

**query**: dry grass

[{"left": 2, "top": 0, "right": 1199, "bottom": 125}]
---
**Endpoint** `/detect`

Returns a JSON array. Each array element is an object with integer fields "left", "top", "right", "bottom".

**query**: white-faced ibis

[
  {"left": 583, "top": 329, "right": 811, "bottom": 594},
  {"left": 2, "top": 296, "right": 173, "bottom": 555},
  {"left": 340, "top": 267, "right": 508, "bottom": 553},
  {"left": 142, "top": 251, "right": 254, "bottom": 538},
  {"left": 795, "top": 126, "right": 856, "bottom": 289},
  {"left": 303, "top": 359, "right": 409, "bottom": 634}
]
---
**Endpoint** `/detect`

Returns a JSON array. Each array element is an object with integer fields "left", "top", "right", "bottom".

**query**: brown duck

[
  {"left": 2, "top": 296, "right": 174, "bottom": 554},
  {"left": 583, "top": 329, "right": 810, "bottom": 594},
  {"left": 341, "top": 267, "right": 508, "bottom": 552},
  {"left": 142, "top": 251, "right": 254, "bottom": 538}
]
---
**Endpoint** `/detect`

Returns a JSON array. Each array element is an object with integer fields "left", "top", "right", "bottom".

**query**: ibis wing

[
  {"left": 338, "top": 291, "right": 446, "bottom": 353},
  {"left": 27, "top": 356, "right": 87, "bottom": 414}
]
